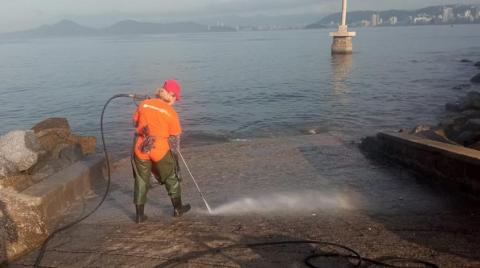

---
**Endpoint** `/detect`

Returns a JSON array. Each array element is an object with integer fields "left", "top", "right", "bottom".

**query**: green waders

[{"left": 133, "top": 151, "right": 181, "bottom": 205}]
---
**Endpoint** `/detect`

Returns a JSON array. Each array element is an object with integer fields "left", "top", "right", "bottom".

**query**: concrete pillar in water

[{"left": 329, "top": 0, "right": 356, "bottom": 54}]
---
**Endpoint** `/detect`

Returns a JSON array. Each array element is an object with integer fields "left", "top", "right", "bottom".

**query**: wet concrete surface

[{"left": 10, "top": 134, "right": 480, "bottom": 267}]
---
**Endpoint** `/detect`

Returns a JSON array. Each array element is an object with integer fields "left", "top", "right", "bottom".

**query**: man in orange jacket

[{"left": 132, "top": 79, "right": 190, "bottom": 223}]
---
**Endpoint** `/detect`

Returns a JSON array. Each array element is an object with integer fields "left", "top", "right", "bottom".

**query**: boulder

[
  {"left": 58, "top": 144, "right": 83, "bottom": 163},
  {"left": 464, "top": 118, "right": 480, "bottom": 132},
  {"left": 31, "top": 117, "right": 70, "bottom": 134},
  {"left": 415, "top": 129, "right": 458, "bottom": 145},
  {"left": 446, "top": 92, "right": 480, "bottom": 111},
  {"left": 0, "top": 130, "right": 41, "bottom": 172},
  {"left": 0, "top": 157, "right": 17, "bottom": 178},
  {"left": 475, "top": 62, "right": 480, "bottom": 68},
  {"left": 32, "top": 118, "right": 71, "bottom": 153},
  {"left": 471, "top": 73, "right": 480, "bottom": 84},
  {"left": 461, "top": 59, "right": 473, "bottom": 63},
  {"left": 32, "top": 118, "right": 95, "bottom": 156},
  {"left": 453, "top": 131, "right": 480, "bottom": 146},
  {"left": 410, "top": 125, "right": 431, "bottom": 134},
  {"left": 67, "top": 134, "right": 96, "bottom": 155},
  {"left": 468, "top": 141, "right": 480, "bottom": 150}
]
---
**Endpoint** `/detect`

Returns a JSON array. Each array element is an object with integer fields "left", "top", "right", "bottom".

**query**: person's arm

[{"left": 132, "top": 108, "right": 140, "bottom": 129}]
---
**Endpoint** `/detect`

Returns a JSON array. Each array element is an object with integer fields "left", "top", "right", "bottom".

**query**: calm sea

[{"left": 1, "top": 25, "right": 479, "bottom": 155}]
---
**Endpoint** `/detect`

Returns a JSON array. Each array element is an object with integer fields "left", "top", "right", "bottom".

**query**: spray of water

[{"left": 203, "top": 191, "right": 354, "bottom": 216}]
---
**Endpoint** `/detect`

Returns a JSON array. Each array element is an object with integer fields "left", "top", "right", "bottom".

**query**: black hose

[
  {"left": 156, "top": 240, "right": 438, "bottom": 268},
  {"left": 34, "top": 94, "right": 135, "bottom": 267}
]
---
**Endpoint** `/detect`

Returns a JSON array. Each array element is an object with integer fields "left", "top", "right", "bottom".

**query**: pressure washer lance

[{"left": 176, "top": 149, "right": 212, "bottom": 214}]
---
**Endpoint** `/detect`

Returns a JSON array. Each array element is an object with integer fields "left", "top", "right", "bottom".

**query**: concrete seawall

[
  {"left": 0, "top": 156, "right": 105, "bottom": 264},
  {"left": 363, "top": 132, "right": 480, "bottom": 197}
]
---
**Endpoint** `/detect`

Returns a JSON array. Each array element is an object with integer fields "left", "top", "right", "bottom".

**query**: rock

[
  {"left": 0, "top": 130, "right": 41, "bottom": 172},
  {"left": 471, "top": 73, "right": 480, "bottom": 84},
  {"left": 410, "top": 125, "right": 431, "bottom": 134},
  {"left": 475, "top": 61, "right": 480, "bottom": 68},
  {"left": 468, "top": 141, "right": 480, "bottom": 150},
  {"left": 445, "top": 114, "right": 469, "bottom": 124},
  {"left": 461, "top": 109, "right": 480, "bottom": 119},
  {"left": 58, "top": 144, "right": 83, "bottom": 163},
  {"left": 32, "top": 118, "right": 71, "bottom": 153},
  {"left": 31, "top": 117, "right": 70, "bottom": 134},
  {"left": 416, "top": 129, "right": 458, "bottom": 145},
  {"left": 461, "top": 59, "right": 473, "bottom": 63},
  {"left": 464, "top": 118, "right": 480, "bottom": 132},
  {"left": 445, "top": 102, "right": 461, "bottom": 112},
  {"left": 453, "top": 131, "right": 480, "bottom": 146},
  {"left": 51, "top": 143, "right": 71, "bottom": 159},
  {"left": 67, "top": 134, "right": 96, "bottom": 155},
  {"left": 31, "top": 118, "right": 95, "bottom": 155},
  {"left": 0, "top": 157, "right": 17, "bottom": 178},
  {"left": 447, "top": 92, "right": 480, "bottom": 111}
]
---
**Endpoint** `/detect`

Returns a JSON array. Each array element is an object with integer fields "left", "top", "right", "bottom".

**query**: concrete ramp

[{"left": 8, "top": 134, "right": 480, "bottom": 267}]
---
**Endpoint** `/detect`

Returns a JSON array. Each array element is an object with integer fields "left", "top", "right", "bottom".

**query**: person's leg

[
  {"left": 133, "top": 156, "right": 152, "bottom": 223},
  {"left": 154, "top": 151, "right": 190, "bottom": 217}
]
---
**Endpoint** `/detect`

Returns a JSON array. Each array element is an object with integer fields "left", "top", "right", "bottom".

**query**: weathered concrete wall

[
  {"left": 331, "top": 36, "right": 353, "bottom": 54},
  {"left": 362, "top": 132, "right": 480, "bottom": 197},
  {"left": 0, "top": 155, "right": 105, "bottom": 264}
]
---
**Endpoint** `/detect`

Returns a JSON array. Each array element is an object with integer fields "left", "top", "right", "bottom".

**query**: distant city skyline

[{"left": 1, "top": 0, "right": 479, "bottom": 33}]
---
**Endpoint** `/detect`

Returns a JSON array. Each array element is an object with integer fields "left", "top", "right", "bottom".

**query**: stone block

[
  {"left": 59, "top": 144, "right": 84, "bottom": 163},
  {"left": 0, "top": 155, "right": 105, "bottom": 262},
  {"left": 35, "top": 129, "right": 71, "bottom": 153},
  {"left": 68, "top": 134, "right": 96, "bottom": 155},
  {"left": 31, "top": 118, "right": 71, "bottom": 134},
  {"left": 0, "top": 130, "right": 41, "bottom": 172}
]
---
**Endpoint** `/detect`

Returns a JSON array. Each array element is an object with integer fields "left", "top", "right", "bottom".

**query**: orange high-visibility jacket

[{"left": 133, "top": 98, "right": 182, "bottom": 162}]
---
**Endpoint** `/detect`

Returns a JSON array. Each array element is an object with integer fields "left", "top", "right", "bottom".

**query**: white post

[{"left": 341, "top": 0, "right": 347, "bottom": 26}]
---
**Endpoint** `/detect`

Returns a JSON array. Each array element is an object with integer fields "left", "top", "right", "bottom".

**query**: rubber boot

[
  {"left": 171, "top": 197, "right": 191, "bottom": 217},
  {"left": 135, "top": 205, "right": 148, "bottom": 223}
]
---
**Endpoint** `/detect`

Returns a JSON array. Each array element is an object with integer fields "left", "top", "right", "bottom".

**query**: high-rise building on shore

[
  {"left": 388, "top": 16, "right": 398, "bottom": 25},
  {"left": 442, "top": 7, "right": 454, "bottom": 23},
  {"left": 371, "top": 14, "right": 381, "bottom": 26}
]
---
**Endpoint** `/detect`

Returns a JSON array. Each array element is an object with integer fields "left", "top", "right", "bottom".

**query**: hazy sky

[{"left": 1, "top": 0, "right": 479, "bottom": 32}]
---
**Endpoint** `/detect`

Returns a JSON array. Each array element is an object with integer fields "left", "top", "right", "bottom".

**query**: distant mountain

[
  {"left": 0, "top": 19, "right": 236, "bottom": 39},
  {"left": 307, "top": 4, "right": 480, "bottom": 28},
  {"left": 1, "top": 20, "right": 99, "bottom": 38}
]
